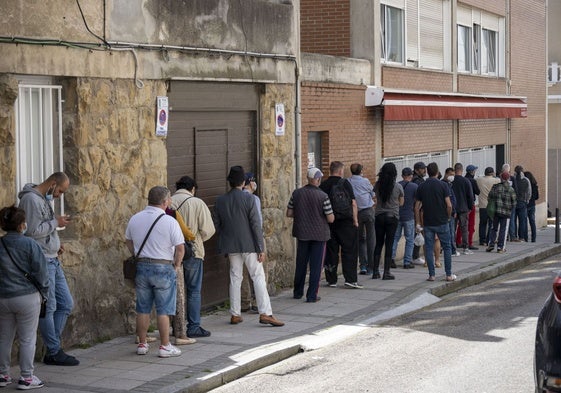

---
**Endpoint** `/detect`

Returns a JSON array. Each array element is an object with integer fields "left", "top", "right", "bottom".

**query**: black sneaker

[
  {"left": 187, "top": 327, "right": 211, "bottom": 338},
  {"left": 403, "top": 264, "right": 415, "bottom": 269},
  {"left": 43, "top": 349, "right": 79, "bottom": 366},
  {"left": 390, "top": 259, "right": 397, "bottom": 269}
]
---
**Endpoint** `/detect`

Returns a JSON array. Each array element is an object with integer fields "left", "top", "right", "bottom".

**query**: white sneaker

[
  {"left": 344, "top": 282, "right": 364, "bottom": 289},
  {"left": 413, "top": 257, "right": 425, "bottom": 265},
  {"left": 463, "top": 248, "right": 474, "bottom": 255},
  {"left": 17, "top": 375, "right": 44, "bottom": 390},
  {"left": 136, "top": 343, "right": 149, "bottom": 355},
  {"left": 158, "top": 344, "right": 182, "bottom": 358},
  {"left": 0, "top": 374, "right": 12, "bottom": 387},
  {"left": 452, "top": 251, "right": 461, "bottom": 257}
]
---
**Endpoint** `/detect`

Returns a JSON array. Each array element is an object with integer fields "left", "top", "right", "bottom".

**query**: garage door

[{"left": 167, "top": 82, "right": 259, "bottom": 307}]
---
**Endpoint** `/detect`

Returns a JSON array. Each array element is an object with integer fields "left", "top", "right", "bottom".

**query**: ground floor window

[
  {"left": 15, "top": 79, "right": 65, "bottom": 213},
  {"left": 308, "top": 131, "right": 328, "bottom": 172},
  {"left": 383, "top": 150, "right": 451, "bottom": 178}
]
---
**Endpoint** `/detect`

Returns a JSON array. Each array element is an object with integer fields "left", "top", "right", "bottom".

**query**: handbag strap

[
  {"left": 135, "top": 213, "right": 165, "bottom": 258},
  {"left": 1, "top": 237, "right": 44, "bottom": 296},
  {"left": 175, "top": 196, "right": 193, "bottom": 212}
]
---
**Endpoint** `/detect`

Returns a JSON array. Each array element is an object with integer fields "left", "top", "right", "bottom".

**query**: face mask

[
  {"left": 447, "top": 176, "right": 455, "bottom": 182},
  {"left": 252, "top": 182, "right": 258, "bottom": 192},
  {"left": 45, "top": 185, "right": 55, "bottom": 201},
  {"left": 21, "top": 223, "right": 27, "bottom": 235}
]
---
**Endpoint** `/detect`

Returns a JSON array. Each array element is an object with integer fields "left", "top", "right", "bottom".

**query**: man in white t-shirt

[{"left": 125, "top": 186, "right": 185, "bottom": 358}]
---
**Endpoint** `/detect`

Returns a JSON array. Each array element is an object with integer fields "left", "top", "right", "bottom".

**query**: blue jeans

[
  {"left": 392, "top": 219, "right": 415, "bottom": 265},
  {"left": 448, "top": 218, "right": 457, "bottom": 254},
  {"left": 136, "top": 262, "right": 176, "bottom": 315},
  {"left": 38, "top": 258, "right": 74, "bottom": 356},
  {"left": 424, "top": 222, "right": 452, "bottom": 277},
  {"left": 184, "top": 257, "right": 203, "bottom": 333},
  {"left": 528, "top": 205, "right": 536, "bottom": 242},
  {"left": 515, "top": 201, "right": 528, "bottom": 241}
]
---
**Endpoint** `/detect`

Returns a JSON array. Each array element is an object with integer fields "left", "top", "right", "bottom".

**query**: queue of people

[{"left": 0, "top": 161, "right": 540, "bottom": 388}]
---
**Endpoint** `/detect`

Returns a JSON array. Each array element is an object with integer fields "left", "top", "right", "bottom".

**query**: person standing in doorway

[
  {"left": 214, "top": 166, "right": 284, "bottom": 327},
  {"left": 172, "top": 176, "right": 215, "bottom": 339}
]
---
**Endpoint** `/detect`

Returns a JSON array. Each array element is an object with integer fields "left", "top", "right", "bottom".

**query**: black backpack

[{"left": 329, "top": 178, "right": 353, "bottom": 220}]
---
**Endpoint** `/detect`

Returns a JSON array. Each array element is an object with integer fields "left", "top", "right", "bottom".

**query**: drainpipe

[
  {"left": 505, "top": 0, "right": 512, "bottom": 165},
  {"left": 294, "top": 0, "right": 302, "bottom": 188}
]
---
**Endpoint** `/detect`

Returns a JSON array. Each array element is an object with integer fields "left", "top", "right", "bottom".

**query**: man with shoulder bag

[{"left": 125, "top": 186, "right": 185, "bottom": 358}]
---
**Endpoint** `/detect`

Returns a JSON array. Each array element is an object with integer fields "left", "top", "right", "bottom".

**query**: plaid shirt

[{"left": 488, "top": 181, "right": 516, "bottom": 217}]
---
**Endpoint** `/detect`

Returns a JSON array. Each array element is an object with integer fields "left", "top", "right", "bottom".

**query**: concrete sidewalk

[{"left": 13, "top": 226, "right": 561, "bottom": 393}]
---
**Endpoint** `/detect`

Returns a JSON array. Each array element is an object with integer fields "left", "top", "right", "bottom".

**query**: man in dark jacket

[
  {"left": 462, "top": 164, "right": 481, "bottom": 250},
  {"left": 320, "top": 161, "right": 361, "bottom": 289},
  {"left": 214, "top": 166, "right": 284, "bottom": 327},
  {"left": 451, "top": 163, "right": 475, "bottom": 255},
  {"left": 411, "top": 162, "right": 426, "bottom": 265}
]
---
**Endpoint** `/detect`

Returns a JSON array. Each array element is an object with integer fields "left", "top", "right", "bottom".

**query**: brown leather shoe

[
  {"left": 259, "top": 314, "right": 285, "bottom": 327},
  {"left": 230, "top": 315, "right": 243, "bottom": 324}
]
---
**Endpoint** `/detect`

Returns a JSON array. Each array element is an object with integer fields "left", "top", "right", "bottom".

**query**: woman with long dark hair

[
  {"left": 373, "top": 163, "right": 404, "bottom": 280},
  {"left": 0, "top": 205, "right": 49, "bottom": 389},
  {"left": 525, "top": 171, "right": 539, "bottom": 242}
]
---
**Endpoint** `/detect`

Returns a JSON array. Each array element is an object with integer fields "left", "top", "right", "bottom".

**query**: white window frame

[
  {"left": 381, "top": 3, "right": 405, "bottom": 64},
  {"left": 15, "top": 79, "right": 65, "bottom": 213},
  {"left": 457, "top": 24, "right": 472, "bottom": 73},
  {"left": 383, "top": 150, "right": 451, "bottom": 179},
  {"left": 456, "top": 7, "right": 504, "bottom": 77}
]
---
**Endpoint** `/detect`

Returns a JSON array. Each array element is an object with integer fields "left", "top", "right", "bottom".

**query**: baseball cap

[
  {"left": 501, "top": 171, "right": 510, "bottom": 181},
  {"left": 402, "top": 167, "right": 413, "bottom": 176},
  {"left": 413, "top": 162, "right": 426, "bottom": 170},
  {"left": 484, "top": 167, "right": 494, "bottom": 175},
  {"left": 466, "top": 164, "right": 478, "bottom": 172},
  {"left": 307, "top": 167, "right": 323, "bottom": 180}
]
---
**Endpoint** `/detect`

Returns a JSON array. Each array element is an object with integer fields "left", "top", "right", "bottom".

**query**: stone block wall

[
  {"left": 56, "top": 77, "right": 168, "bottom": 345},
  {"left": 0, "top": 75, "right": 18, "bottom": 209}
]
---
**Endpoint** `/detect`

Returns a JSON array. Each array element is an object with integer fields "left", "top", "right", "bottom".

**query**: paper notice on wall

[
  {"left": 275, "top": 103, "right": 285, "bottom": 136},
  {"left": 308, "top": 152, "right": 315, "bottom": 168},
  {"left": 156, "top": 96, "right": 169, "bottom": 137}
]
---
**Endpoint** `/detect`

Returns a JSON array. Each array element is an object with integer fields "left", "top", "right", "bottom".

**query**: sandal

[
  {"left": 426, "top": 276, "right": 435, "bottom": 282},
  {"left": 445, "top": 274, "right": 457, "bottom": 282}
]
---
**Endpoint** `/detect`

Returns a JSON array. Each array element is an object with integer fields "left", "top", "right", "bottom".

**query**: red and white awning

[{"left": 373, "top": 89, "right": 527, "bottom": 121}]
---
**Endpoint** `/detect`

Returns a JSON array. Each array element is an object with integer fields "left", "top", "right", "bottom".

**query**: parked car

[{"left": 535, "top": 274, "right": 561, "bottom": 392}]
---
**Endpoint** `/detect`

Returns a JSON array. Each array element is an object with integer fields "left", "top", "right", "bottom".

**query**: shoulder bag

[
  {"left": 1, "top": 237, "right": 47, "bottom": 318},
  {"left": 123, "top": 213, "right": 165, "bottom": 280}
]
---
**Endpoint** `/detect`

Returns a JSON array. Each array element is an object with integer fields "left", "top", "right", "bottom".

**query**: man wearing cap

[
  {"left": 451, "top": 163, "right": 475, "bottom": 255},
  {"left": 460, "top": 164, "right": 480, "bottom": 250},
  {"left": 286, "top": 168, "right": 334, "bottom": 302},
  {"left": 391, "top": 167, "right": 418, "bottom": 269},
  {"left": 411, "top": 162, "right": 426, "bottom": 265},
  {"left": 486, "top": 172, "right": 517, "bottom": 253},
  {"left": 213, "top": 166, "right": 284, "bottom": 327},
  {"left": 347, "top": 163, "right": 376, "bottom": 275},
  {"left": 476, "top": 167, "right": 500, "bottom": 246}
]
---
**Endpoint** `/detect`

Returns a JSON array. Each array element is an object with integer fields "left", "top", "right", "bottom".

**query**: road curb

[{"left": 431, "top": 244, "right": 561, "bottom": 297}]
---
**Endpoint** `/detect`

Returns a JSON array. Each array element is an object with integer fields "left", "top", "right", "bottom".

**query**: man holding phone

[{"left": 18, "top": 172, "right": 79, "bottom": 366}]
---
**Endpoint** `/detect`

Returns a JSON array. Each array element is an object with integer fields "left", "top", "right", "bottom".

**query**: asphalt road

[{"left": 209, "top": 255, "right": 561, "bottom": 393}]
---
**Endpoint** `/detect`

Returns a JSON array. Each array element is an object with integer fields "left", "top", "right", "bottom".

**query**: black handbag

[
  {"left": 123, "top": 213, "right": 165, "bottom": 280},
  {"left": 1, "top": 237, "right": 47, "bottom": 318}
]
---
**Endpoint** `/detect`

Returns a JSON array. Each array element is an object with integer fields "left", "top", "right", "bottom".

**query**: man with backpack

[{"left": 319, "top": 161, "right": 362, "bottom": 289}]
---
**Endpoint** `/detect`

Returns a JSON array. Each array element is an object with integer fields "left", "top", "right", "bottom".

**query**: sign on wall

[
  {"left": 156, "top": 96, "right": 169, "bottom": 136},
  {"left": 275, "top": 103, "right": 285, "bottom": 136}
]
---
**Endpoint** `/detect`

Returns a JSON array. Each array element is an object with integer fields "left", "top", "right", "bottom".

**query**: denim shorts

[{"left": 135, "top": 262, "right": 177, "bottom": 315}]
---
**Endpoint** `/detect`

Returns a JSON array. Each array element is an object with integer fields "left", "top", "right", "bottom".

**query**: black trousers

[{"left": 324, "top": 220, "right": 358, "bottom": 284}]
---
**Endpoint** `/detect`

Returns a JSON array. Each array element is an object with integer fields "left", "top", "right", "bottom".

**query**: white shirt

[{"left": 125, "top": 206, "right": 184, "bottom": 260}]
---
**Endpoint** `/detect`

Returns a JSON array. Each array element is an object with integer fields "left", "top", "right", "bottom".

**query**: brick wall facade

[
  {"left": 509, "top": 0, "right": 547, "bottom": 204},
  {"left": 382, "top": 67, "right": 453, "bottom": 92},
  {"left": 301, "top": 82, "right": 377, "bottom": 180},
  {"left": 301, "top": 0, "right": 351, "bottom": 57}
]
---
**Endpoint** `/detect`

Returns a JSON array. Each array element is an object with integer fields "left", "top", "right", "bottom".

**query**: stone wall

[
  {"left": 56, "top": 77, "right": 168, "bottom": 345},
  {"left": 0, "top": 75, "right": 17, "bottom": 209},
  {"left": 260, "top": 83, "right": 297, "bottom": 290}
]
